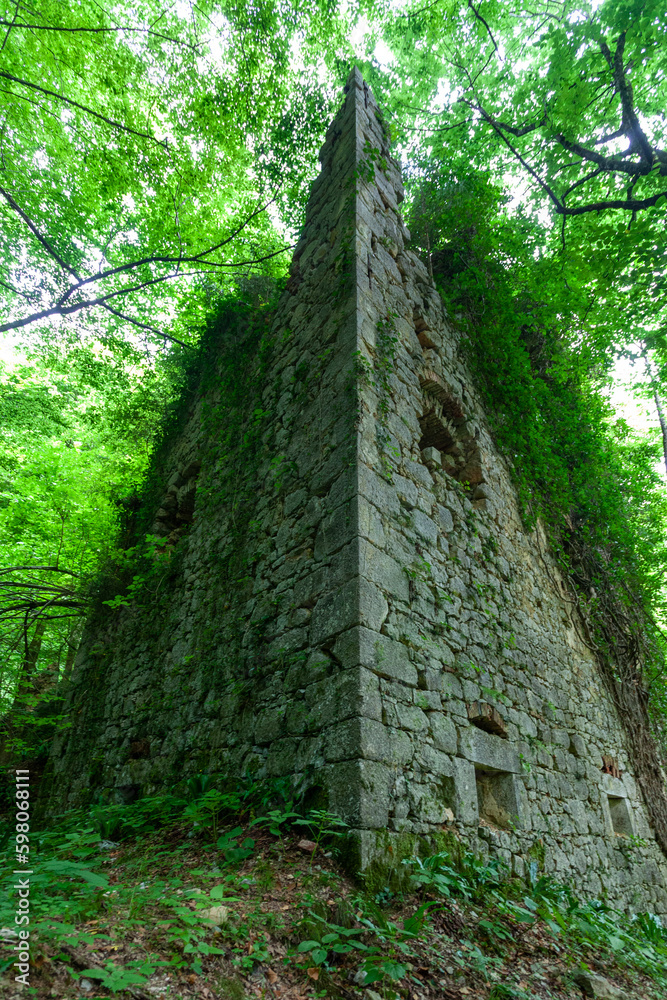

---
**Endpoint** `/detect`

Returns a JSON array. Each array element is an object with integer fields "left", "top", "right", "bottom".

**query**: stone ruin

[{"left": 46, "top": 69, "right": 667, "bottom": 912}]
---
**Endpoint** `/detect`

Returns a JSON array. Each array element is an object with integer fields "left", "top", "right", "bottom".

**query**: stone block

[
  {"left": 428, "top": 712, "right": 458, "bottom": 753},
  {"left": 458, "top": 727, "right": 521, "bottom": 773},
  {"left": 417, "top": 743, "right": 453, "bottom": 776},
  {"left": 359, "top": 540, "right": 410, "bottom": 602},
  {"left": 324, "top": 716, "right": 413, "bottom": 765},
  {"left": 413, "top": 689, "right": 441, "bottom": 711},
  {"left": 284, "top": 488, "right": 308, "bottom": 517},
  {"left": 314, "top": 502, "right": 355, "bottom": 558},
  {"left": 333, "top": 626, "right": 419, "bottom": 686},
  {"left": 404, "top": 459, "right": 433, "bottom": 489},
  {"left": 437, "top": 504, "right": 454, "bottom": 533},
  {"left": 253, "top": 707, "right": 286, "bottom": 744},
  {"left": 304, "top": 666, "right": 382, "bottom": 725},
  {"left": 393, "top": 702, "right": 428, "bottom": 732},
  {"left": 392, "top": 473, "right": 419, "bottom": 508},
  {"left": 358, "top": 495, "right": 385, "bottom": 547},
  {"left": 601, "top": 773, "right": 627, "bottom": 798},
  {"left": 408, "top": 779, "right": 454, "bottom": 825},
  {"left": 310, "top": 578, "right": 388, "bottom": 645},
  {"left": 358, "top": 463, "right": 400, "bottom": 515},
  {"left": 285, "top": 702, "right": 316, "bottom": 736},
  {"left": 451, "top": 757, "right": 479, "bottom": 825},
  {"left": 265, "top": 738, "right": 300, "bottom": 777},
  {"left": 284, "top": 651, "right": 330, "bottom": 691},
  {"left": 325, "top": 759, "right": 392, "bottom": 828},
  {"left": 568, "top": 732, "right": 587, "bottom": 758},
  {"left": 412, "top": 509, "right": 438, "bottom": 545}
]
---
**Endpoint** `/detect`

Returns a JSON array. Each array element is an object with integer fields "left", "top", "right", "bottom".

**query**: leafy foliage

[
  {"left": 0, "top": 0, "right": 350, "bottom": 345},
  {"left": 3, "top": 793, "right": 666, "bottom": 996}
]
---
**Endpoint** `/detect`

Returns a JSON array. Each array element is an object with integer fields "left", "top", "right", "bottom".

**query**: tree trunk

[
  {"left": 641, "top": 348, "right": 667, "bottom": 479},
  {"left": 653, "top": 387, "right": 667, "bottom": 480},
  {"left": 61, "top": 633, "right": 79, "bottom": 683},
  {"left": 15, "top": 618, "right": 47, "bottom": 705}
]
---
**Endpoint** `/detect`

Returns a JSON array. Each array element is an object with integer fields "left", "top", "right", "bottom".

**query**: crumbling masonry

[{"left": 47, "top": 70, "right": 667, "bottom": 912}]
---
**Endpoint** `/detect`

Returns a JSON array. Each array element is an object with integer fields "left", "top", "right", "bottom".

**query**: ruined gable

[{"left": 47, "top": 69, "right": 667, "bottom": 914}]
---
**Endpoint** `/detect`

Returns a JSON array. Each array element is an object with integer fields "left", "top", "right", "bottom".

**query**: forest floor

[{"left": 1, "top": 793, "right": 666, "bottom": 1000}]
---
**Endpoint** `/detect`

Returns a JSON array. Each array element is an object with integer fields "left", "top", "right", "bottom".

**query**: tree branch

[
  {"left": 0, "top": 186, "right": 81, "bottom": 279},
  {"left": 462, "top": 100, "right": 565, "bottom": 210},
  {"left": 0, "top": 19, "right": 201, "bottom": 51},
  {"left": 562, "top": 166, "right": 604, "bottom": 200},
  {"left": 55, "top": 193, "right": 281, "bottom": 305},
  {"left": 611, "top": 32, "right": 654, "bottom": 166},
  {"left": 403, "top": 118, "right": 472, "bottom": 134},
  {"left": 555, "top": 190, "right": 667, "bottom": 216},
  {"left": 467, "top": 0, "right": 500, "bottom": 55},
  {"left": 398, "top": 0, "right": 444, "bottom": 16},
  {"left": 101, "top": 303, "right": 192, "bottom": 350},
  {"left": 0, "top": 566, "right": 82, "bottom": 577},
  {"left": 1, "top": 0, "right": 20, "bottom": 51},
  {"left": 459, "top": 99, "right": 544, "bottom": 137},
  {"left": 553, "top": 133, "right": 665, "bottom": 176},
  {"left": 0, "top": 70, "right": 167, "bottom": 148},
  {"left": 0, "top": 244, "right": 292, "bottom": 334},
  {"left": 458, "top": 95, "right": 667, "bottom": 217}
]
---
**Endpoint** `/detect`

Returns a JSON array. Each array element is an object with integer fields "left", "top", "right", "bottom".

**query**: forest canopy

[{"left": 1, "top": 0, "right": 666, "bottom": 762}]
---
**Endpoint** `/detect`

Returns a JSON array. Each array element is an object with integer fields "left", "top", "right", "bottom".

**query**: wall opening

[
  {"left": 475, "top": 768, "right": 519, "bottom": 830},
  {"left": 417, "top": 370, "right": 484, "bottom": 488},
  {"left": 153, "top": 459, "right": 201, "bottom": 546},
  {"left": 419, "top": 402, "right": 456, "bottom": 454},
  {"left": 607, "top": 795, "right": 634, "bottom": 837},
  {"left": 601, "top": 755, "right": 622, "bottom": 778},
  {"left": 467, "top": 701, "right": 508, "bottom": 738}
]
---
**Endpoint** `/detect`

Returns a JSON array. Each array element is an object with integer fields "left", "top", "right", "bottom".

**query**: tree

[
  {"left": 0, "top": 0, "right": 346, "bottom": 348},
  {"left": 374, "top": 1, "right": 666, "bottom": 211},
  {"left": 365, "top": 0, "right": 667, "bottom": 456},
  {"left": 0, "top": 344, "right": 176, "bottom": 715}
]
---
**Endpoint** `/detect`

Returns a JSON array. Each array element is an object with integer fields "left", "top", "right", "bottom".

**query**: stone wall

[{"left": 47, "top": 69, "right": 667, "bottom": 913}]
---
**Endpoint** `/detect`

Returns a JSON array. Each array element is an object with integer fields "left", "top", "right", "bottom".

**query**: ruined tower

[{"left": 48, "top": 70, "right": 667, "bottom": 913}]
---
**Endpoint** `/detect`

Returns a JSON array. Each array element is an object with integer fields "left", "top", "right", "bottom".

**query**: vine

[{"left": 408, "top": 172, "right": 667, "bottom": 856}]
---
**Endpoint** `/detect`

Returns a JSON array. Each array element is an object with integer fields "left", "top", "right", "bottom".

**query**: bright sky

[{"left": 610, "top": 356, "right": 660, "bottom": 434}]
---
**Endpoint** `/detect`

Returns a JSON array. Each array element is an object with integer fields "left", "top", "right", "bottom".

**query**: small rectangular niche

[
  {"left": 475, "top": 768, "right": 520, "bottom": 830},
  {"left": 468, "top": 701, "right": 508, "bottom": 738},
  {"left": 607, "top": 795, "right": 634, "bottom": 837}
]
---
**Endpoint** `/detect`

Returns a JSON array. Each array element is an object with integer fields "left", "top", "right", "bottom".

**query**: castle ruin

[{"left": 47, "top": 70, "right": 667, "bottom": 913}]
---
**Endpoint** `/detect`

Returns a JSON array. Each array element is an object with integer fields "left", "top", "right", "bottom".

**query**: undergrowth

[{"left": 2, "top": 783, "right": 667, "bottom": 999}]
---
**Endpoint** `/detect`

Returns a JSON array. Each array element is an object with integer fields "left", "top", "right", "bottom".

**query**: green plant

[
  {"left": 186, "top": 773, "right": 216, "bottom": 800},
  {"left": 296, "top": 902, "right": 432, "bottom": 988},
  {"left": 91, "top": 793, "right": 186, "bottom": 842},
  {"left": 478, "top": 917, "right": 515, "bottom": 952},
  {"left": 403, "top": 852, "right": 471, "bottom": 900},
  {"left": 230, "top": 933, "right": 272, "bottom": 970},
  {"left": 215, "top": 827, "right": 255, "bottom": 864},
  {"left": 250, "top": 807, "right": 301, "bottom": 837},
  {"left": 297, "top": 916, "right": 368, "bottom": 967},
  {"left": 488, "top": 983, "right": 535, "bottom": 999},
  {"left": 293, "top": 808, "right": 349, "bottom": 853},
  {"left": 357, "top": 901, "right": 436, "bottom": 986},
  {"left": 76, "top": 958, "right": 163, "bottom": 993},
  {"left": 184, "top": 789, "right": 243, "bottom": 842}
]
